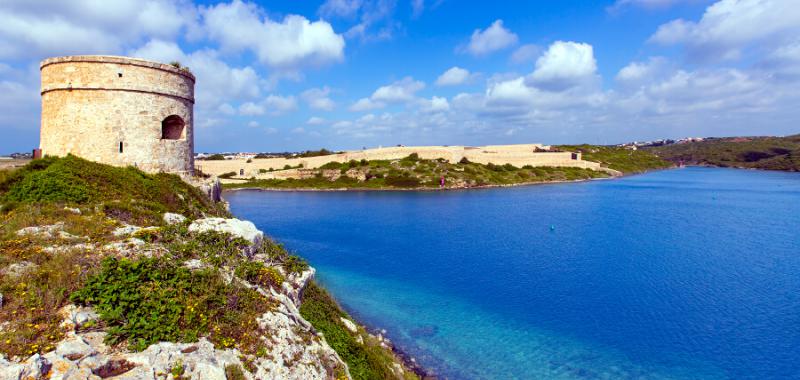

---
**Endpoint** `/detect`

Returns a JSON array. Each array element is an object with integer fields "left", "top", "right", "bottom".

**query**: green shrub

[
  {"left": 300, "top": 282, "right": 401, "bottom": 380},
  {"left": 205, "top": 154, "right": 226, "bottom": 160},
  {"left": 258, "top": 168, "right": 268, "bottom": 174},
  {"left": 70, "top": 257, "right": 224, "bottom": 350},
  {"left": 384, "top": 175, "right": 421, "bottom": 188},
  {"left": 70, "top": 256, "right": 271, "bottom": 352},
  {"left": 0, "top": 155, "right": 226, "bottom": 223},
  {"left": 234, "top": 261, "right": 284, "bottom": 289},
  {"left": 218, "top": 172, "right": 237, "bottom": 179}
]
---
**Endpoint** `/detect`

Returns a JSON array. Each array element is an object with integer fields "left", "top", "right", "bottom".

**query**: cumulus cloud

[
  {"left": 349, "top": 97, "right": 386, "bottom": 111},
  {"left": 435, "top": 67, "right": 472, "bottom": 86},
  {"left": 465, "top": 20, "right": 518, "bottom": 56},
  {"left": 527, "top": 41, "right": 598, "bottom": 91},
  {"left": 419, "top": 96, "right": 450, "bottom": 113},
  {"left": 130, "top": 40, "right": 261, "bottom": 111},
  {"left": 202, "top": 0, "right": 345, "bottom": 67},
  {"left": 0, "top": 0, "right": 196, "bottom": 60},
  {"left": 301, "top": 87, "right": 336, "bottom": 111},
  {"left": 510, "top": 44, "right": 541, "bottom": 64},
  {"left": 307, "top": 116, "right": 328, "bottom": 125},
  {"left": 616, "top": 56, "right": 670, "bottom": 85},
  {"left": 371, "top": 77, "right": 425, "bottom": 102},
  {"left": 649, "top": 0, "right": 800, "bottom": 62}
]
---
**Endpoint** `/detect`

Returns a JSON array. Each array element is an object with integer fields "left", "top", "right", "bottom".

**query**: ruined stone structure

[{"left": 39, "top": 55, "right": 195, "bottom": 175}]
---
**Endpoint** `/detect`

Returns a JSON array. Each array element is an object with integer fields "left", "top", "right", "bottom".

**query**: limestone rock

[
  {"left": 16, "top": 222, "right": 64, "bottom": 238},
  {"left": 64, "top": 207, "right": 82, "bottom": 215},
  {"left": 163, "top": 212, "right": 187, "bottom": 225},
  {"left": 1, "top": 261, "right": 37, "bottom": 278},
  {"left": 340, "top": 318, "right": 358, "bottom": 334},
  {"left": 113, "top": 224, "right": 141, "bottom": 237},
  {"left": 188, "top": 218, "right": 263, "bottom": 250}
]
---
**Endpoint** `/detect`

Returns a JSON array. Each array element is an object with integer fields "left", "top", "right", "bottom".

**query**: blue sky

[{"left": 1, "top": 0, "right": 799, "bottom": 154}]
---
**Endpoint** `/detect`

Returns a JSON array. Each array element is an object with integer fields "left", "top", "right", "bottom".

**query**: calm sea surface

[{"left": 226, "top": 167, "right": 800, "bottom": 379}]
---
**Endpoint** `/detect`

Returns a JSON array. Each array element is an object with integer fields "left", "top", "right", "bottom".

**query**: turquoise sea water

[{"left": 226, "top": 167, "right": 800, "bottom": 379}]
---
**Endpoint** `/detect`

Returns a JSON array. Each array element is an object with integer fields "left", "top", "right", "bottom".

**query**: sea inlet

[{"left": 227, "top": 167, "right": 800, "bottom": 379}]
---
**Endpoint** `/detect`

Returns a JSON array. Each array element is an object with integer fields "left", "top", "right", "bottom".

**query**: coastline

[{"left": 221, "top": 175, "right": 619, "bottom": 193}]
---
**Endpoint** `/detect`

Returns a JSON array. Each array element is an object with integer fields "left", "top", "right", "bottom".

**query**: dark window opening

[
  {"left": 161, "top": 115, "right": 185, "bottom": 140},
  {"left": 118, "top": 72, "right": 123, "bottom": 78},
  {"left": 119, "top": 142, "right": 124, "bottom": 153}
]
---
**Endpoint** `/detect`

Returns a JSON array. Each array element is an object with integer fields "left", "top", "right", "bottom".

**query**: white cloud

[
  {"left": 616, "top": 56, "right": 670, "bottom": 85},
  {"left": 465, "top": 20, "right": 518, "bottom": 56},
  {"left": 528, "top": 41, "right": 598, "bottom": 91},
  {"left": 435, "top": 67, "right": 472, "bottom": 86},
  {"left": 419, "top": 96, "right": 450, "bottom": 113},
  {"left": 202, "top": 0, "right": 345, "bottom": 67},
  {"left": 264, "top": 95, "right": 298, "bottom": 114},
  {"left": 349, "top": 97, "right": 386, "bottom": 111},
  {"left": 301, "top": 87, "right": 336, "bottom": 111},
  {"left": 372, "top": 76, "right": 425, "bottom": 102},
  {"left": 649, "top": 0, "right": 800, "bottom": 62},
  {"left": 247, "top": 121, "right": 260, "bottom": 128},
  {"left": 0, "top": 0, "right": 195, "bottom": 60},
  {"left": 239, "top": 102, "right": 265, "bottom": 116},
  {"left": 131, "top": 40, "right": 262, "bottom": 111},
  {"left": 510, "top": 44, "right": 541, "bottom": 64},
  {"left": 307, "top": 116, "right": 328, "bottom": 125}
]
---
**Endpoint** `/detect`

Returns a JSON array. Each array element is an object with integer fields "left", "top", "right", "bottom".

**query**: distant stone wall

[
  {"left": 200, "top": 144, "right": 605, "bottom": 179},
  {"left": 40, "top": 55, "right": 195, "bottom": 175}
]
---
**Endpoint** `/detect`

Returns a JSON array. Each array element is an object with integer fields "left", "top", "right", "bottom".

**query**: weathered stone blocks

[{"left": 39, "top": 55, "right": 195, "bottom": 175}]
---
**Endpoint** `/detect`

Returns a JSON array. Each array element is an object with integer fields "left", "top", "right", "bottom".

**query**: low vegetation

[
  {"left": 645, "top": 135, "right": 800, "bottom": 171},
  {"left": 0, "top": 156, "right": 416, "bottom": 379},
  {"left": 224, "top": 154, "right": 611, "bottom": 190},
  {"left": 556, "top": 145, "right": 672, "bottom": 174},
  {"left": 300, "top": 282, "right": 418, "bottom": 380}
]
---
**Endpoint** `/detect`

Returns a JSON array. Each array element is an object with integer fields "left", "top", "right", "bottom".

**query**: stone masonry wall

[{"left": 40, "top": 56, "right": 195, "bottom": 175}]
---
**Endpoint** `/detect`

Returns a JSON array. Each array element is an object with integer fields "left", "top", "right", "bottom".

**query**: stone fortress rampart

[
  {"left": 39, "top": 55, "right": 195, "bottom": 175},
  {"left": 200, "top": 144, "right": 614, "bottom": 180}
]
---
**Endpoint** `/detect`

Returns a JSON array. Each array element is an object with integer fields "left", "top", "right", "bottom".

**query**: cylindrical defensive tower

[{"left": 40, "top": 55, "right": 195, "bottom": 175}]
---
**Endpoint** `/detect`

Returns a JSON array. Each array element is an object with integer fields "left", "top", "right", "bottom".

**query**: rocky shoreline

[{"left": 0, "top": 213, "right": 419, "bottom": 379}]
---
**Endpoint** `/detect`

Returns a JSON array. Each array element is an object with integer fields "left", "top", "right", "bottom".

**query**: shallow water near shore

[{"left": 227, "top": 167, "right": 800, "bottom": 379}]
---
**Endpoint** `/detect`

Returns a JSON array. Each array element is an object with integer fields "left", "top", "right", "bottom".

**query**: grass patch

[
  {"left": 557, "top": 145, "right": 672, "bottom": 173},
  {"left": 300, "top": 282, "right": 417, "bottom": 380},
  {"left": 0, "top": 155, "right": 227, "bottom": 225}
]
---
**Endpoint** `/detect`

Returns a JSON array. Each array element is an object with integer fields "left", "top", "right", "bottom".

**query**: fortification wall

[
  {"left": 199, "top": 144, "right": 603, "bottom": 178},
  {"left": 40, "top": 56, "right": 195, "bottom": 175}
]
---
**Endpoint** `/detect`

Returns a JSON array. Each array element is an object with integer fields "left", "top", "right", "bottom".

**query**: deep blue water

[{"left": 226, "top": 167, "right": 800, "bottom": 379}]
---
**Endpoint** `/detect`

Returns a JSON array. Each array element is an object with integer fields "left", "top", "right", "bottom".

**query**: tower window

[
  {"left": 161, "top": 115, "right": 185, "bottom": 140},
  {"left": 119, "top": 142, "right": 124, "bottom": 153}
]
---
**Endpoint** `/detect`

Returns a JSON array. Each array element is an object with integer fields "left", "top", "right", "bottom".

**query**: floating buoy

[{"left": 550, "top": 225, "right": 555, "bottom": 231}]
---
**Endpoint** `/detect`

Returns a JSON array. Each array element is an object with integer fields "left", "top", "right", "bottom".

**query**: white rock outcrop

[
  {"left": 163, "top": 212, "right": 187, "bottom": 225},
  {"left": 1, "top": 217, "right": 351, "bottom": 380},
  {"left": 189, "top": 218, "right": 264, "bottom": 253}
]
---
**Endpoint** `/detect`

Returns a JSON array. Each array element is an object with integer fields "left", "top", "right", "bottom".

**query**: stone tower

[{"left": 39, "top": 55, "right": 195, "bottom": 175}]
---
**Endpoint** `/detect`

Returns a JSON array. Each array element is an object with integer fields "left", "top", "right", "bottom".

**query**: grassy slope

[
  {"left": 0, "top": 156, "right": 414, "bottom": 378},
  {"left": 556, "top": 145, "right": 673, "bottom": 174},
  {"left": 225, "top": 155, "right": 610, "bottom": 190},
  {"left": 645, "top": 135, "right": 800, "bottom": 171}
]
